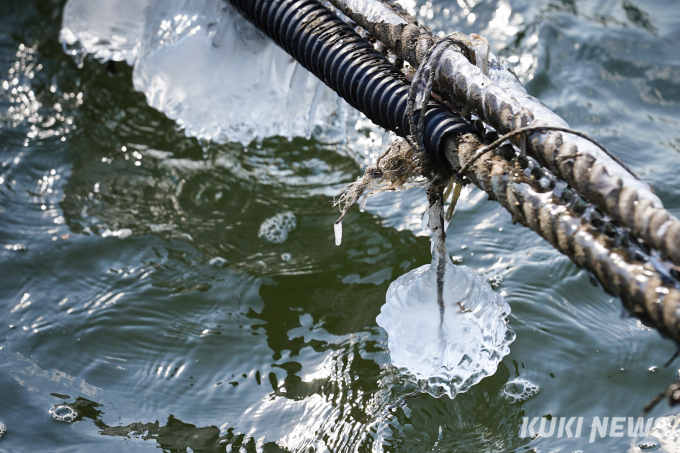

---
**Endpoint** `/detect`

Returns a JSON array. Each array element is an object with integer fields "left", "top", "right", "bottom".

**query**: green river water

[{"left": 1, "top": 0, "right": 680, "bottom": 451}]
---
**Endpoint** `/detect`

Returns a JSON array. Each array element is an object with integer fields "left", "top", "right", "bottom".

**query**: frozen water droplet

[
  {"left": 359, "top": 196, "right": 368, "bottom": 213},
  {"left": 503, "top": 378, "right": 540, "bottom": 402},
  {"left": 258, "top": 212, "right": 297, "bottom": 244},
  {"left": 334, "top": 221, "right": 342, "bottom": 246},
  {"left": 50, "top": 405, "right": 78, "bottom": 423}
]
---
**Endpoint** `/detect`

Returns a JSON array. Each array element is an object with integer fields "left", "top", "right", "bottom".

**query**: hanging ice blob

[{"left": 376, "top": 188, "right": 515, "bottom": 398}]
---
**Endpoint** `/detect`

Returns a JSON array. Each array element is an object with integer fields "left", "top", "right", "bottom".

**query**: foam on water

[
  {"left": 60, "top": 0, "right": 341, "bottom": 145},
  {"left": 258, "top": 212, "right": 297, "bottom": 244},
  {"left": 502, "top": 378, "right": 540, "bottom": 403},
  {"left": 376, "top": 195, "right": 514, "bottom": 398},
  {"left": 50, "top": 405, "right": 78, "bottom": 423}
]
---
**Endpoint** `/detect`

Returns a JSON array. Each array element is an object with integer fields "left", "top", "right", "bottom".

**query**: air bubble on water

[
  {"left": 50, "top": 405, "right": 78, "bottom": 423},
  {"left": 101, "top": 228, "right": 132, "bottom": 239},
  {"left": 502, "top": 378, "right": 540, "bottom": 402},
  {"left": 258, "top": 212, "right": 297, "bottom": 244},
  {"left": 4, "top": 244, "right": 26, "bottom": 252},
  {"left": 648, "top": 415, "right": 680, "bottom": 451},
  {"left": 209, "top": 257, "right": 227, "bottom": 267},
  {"left": 334, "top": 221, "right": 342, "bottom": 246},
  {"left": 487, "top": 275, "right": 504, "bottom": 289},
  {"left": 638, "top": 440, "right": 658, "bottom": 450},
  {"left": 281, "top": 253, "right": 291, "bottom": 262}
]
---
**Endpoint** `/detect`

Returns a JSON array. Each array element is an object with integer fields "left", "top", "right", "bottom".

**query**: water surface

[{"left": 1, "top": 0, "right": 680, "bottom": 451}]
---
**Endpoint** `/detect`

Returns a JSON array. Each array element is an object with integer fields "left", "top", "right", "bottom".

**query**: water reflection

[
  {"left": 48, "top": 362, "right": 528, "bottom": 452},
  {"left": 2, "top": 0, "right": 680, "bottom": 452}
]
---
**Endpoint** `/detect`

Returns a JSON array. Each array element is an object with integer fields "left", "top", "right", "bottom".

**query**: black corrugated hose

[{"left": 226, "top": 0, "right": 477, "bottom": 171}]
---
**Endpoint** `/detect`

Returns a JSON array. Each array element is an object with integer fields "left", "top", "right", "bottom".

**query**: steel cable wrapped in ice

[
  {"left": 227, "top": 0, "right": 477, "bottom": 171},
  {"left": 327, "top": 0, "right": 680, "bottom": 269}
]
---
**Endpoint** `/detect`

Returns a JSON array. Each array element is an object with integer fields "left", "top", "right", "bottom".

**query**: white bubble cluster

[
  {"left": 258, "top": 212, "right": 297, "bottom": 244},
  {"left": 0, "top": 421, "right": 6, "bottom": 440},
  {"left": 503, "top": 378, "right": 540, "bottom": 403},
  {"left": 50, "top": 405, "right": 78, "bottom": 423},
  {"left": 101, "top": 228, "right": 133, "bottom": 239},
  {"left": 648, "top": 415, "right": 680, "bottom": 451}
]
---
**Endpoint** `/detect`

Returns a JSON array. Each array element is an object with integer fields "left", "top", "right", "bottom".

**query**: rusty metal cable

[
  {"left": 443, "top": 132, "right": 680, "bottom": 345},
  {"left": 327, "top": 0, "right": 680, "bottom": 269}
]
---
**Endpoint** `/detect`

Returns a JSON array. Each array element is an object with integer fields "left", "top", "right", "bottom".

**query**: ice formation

[
  {"left": 377, "top": 194, "right": 514, "bottom": 398},
  {"left": 502, "top": 378, "right": 540, "bottom": 403},
  {"left": 60, "top": 0, "right": 341, "bottom": 144},
  {"left": 258, "top": 212, "right": 297, "bottom": 244},
  {"left": 0, "top": 421, "right": 5, "bottom": 440},
  {"left": 341, "top": 0, "right": 408, "bottom": 26}
]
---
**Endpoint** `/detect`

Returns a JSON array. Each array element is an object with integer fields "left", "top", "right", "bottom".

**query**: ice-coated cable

[
  {"left": 327, "top": 0, "right": 680, "bottom": 269},
  {"left": 228, "top": 0, "right": 680, "bottom": 345}
]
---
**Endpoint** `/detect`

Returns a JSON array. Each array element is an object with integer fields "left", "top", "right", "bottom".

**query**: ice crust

[
  {"left": 60, "top": 0, "right": 340, "bottom": 144},
  {"left": 342, "top": 0, "right": 408, "bottom": 25},
  {"left": 376, "top": 250, "right": 514, "bottom": 398}
]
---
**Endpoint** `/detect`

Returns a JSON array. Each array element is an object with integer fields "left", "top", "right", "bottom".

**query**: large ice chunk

[
  {"left": 60, "top": 0, "right": 340, "bottom": 144},
  {"left": 377, "top": 256, "right": 514, "bottom": 398},
  {"left": 377, "top": 194, "right": 514, "bottom": 398}
]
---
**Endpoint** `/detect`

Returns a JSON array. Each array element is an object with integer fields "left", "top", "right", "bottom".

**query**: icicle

[
  {"left": 334, "top": 221, "right": 342, "bottom": 246},
  {"left": 359, "top": 196, "right": 368, "bottom": 213}
]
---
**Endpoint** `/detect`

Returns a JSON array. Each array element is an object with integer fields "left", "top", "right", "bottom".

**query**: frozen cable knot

[{"left": 333, "top": 138, "right": 429, "bottom": 224}]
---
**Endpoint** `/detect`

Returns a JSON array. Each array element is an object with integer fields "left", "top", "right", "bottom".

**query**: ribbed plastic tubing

[{"left": 227, "top": 0, "right": 477, "bottom": 170}]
